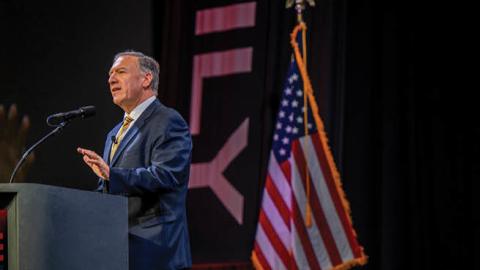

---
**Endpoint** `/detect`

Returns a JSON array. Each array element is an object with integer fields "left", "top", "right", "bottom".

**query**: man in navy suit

[{"left": 77, "top": 51, "right": 192, "bottom": 269}]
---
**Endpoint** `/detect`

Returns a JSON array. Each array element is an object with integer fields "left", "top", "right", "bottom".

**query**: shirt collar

[{"left": 124, "top": 96, "right": 156, "bottom": 121}]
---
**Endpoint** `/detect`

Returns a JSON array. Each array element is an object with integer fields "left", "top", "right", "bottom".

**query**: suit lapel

[
  {"left": 103, "top": 124, "right": 122, "bottom": 165},
  {"left": 110, "top": 99, "right": 160, "bottom": 166}
]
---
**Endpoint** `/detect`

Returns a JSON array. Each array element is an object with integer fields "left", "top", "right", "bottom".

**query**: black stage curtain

[
  {"left": 0, "top": 0, "right": 155, "bottom": 189},
  {"left": 156, "top": 0, "right": 471, "bottom": 269},
  {"left": 1, "top": 0, "right": 472, "bottom": 269}
]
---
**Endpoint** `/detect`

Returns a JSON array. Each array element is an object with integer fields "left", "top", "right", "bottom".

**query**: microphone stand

[{"left": 9, "top": 120, "right": 70, "bottom": 183}]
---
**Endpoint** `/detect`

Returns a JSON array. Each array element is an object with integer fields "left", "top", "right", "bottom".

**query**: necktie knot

[{"left": 123, "top": 115, "right": 133, "bottom": 127}]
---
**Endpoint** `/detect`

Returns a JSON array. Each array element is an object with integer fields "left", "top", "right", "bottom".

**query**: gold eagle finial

[{"left": 286, "top": 0, "right": 315, "bottom": 22}]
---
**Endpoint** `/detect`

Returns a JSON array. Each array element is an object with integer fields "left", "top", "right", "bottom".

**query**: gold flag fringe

[
  {"left": 251, "top": 22, "right": 368, "bottom": 270},
  {"left": 251, "top": 251, "right": 264, "bottom": 270},
  {"left": 290, "top": 22, "right": 368, "bottom": 269}
]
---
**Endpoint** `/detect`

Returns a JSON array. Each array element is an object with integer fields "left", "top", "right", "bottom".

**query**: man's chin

[{"left": 112, "top": 97, "right": 122, "bottom": 106}]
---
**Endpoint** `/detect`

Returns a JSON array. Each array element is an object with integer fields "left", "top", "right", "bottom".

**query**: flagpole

[
  {"left": 286, "top": 0, "right": 315, "bottom": 23},
  {"left": 253, "top": 2, "right": 367, "bottom": 268},
  {"left": 295, "top": 0, "right": 304, "bottom": 23},
  {"left": 287, "top": 0, "right": 316, "bottom": 228}
]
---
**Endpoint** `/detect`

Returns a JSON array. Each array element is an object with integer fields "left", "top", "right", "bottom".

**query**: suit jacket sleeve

[{"left": 108, "top": 111, "right": 192, "bottom": 195}]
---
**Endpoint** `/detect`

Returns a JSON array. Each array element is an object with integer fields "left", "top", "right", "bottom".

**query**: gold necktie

[{"left": 110, "top": 115, "right": 134, "bottom": 161}]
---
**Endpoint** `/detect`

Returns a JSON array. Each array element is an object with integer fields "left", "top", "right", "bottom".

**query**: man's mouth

[{"left": 111, "top": 87, "right": 121, "bottom": 94}]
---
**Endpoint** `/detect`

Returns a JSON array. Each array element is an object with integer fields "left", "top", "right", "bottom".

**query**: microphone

[
  {"left": 10, "top": 106, "right": 95, "bottom": 184},
  {"left": 10, "top": 106, "right": 95, "bottom": 183},
  {"left": 111, "top": 135, "right": 118, "bottom": 145},
  {"left": 47, "top": 106, "right": 96, "bottom": 123}
]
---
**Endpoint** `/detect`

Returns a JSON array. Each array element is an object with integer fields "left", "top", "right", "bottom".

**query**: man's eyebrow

[{"left": 109, "top": 67, "right": 127, "bottom": 75}]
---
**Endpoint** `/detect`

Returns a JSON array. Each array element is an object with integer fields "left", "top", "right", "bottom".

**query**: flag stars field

[{"left": 252, "top": 22, "right": 367, "bottom": 270}]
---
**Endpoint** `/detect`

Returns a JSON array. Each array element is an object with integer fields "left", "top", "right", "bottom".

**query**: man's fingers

[
  {"left": 78, "top": 148, "right": 103, "bottom": 167},
  {"left": 0, "top": 104, "right": 29, "bottom": 143},
  {"left": 6, "top": 104, "right": 19, "bottom": 140},
  {"left": 7, "top": 104, "right": 17, "bottom": 121},
  {"left": 82, "top": 155, "right": 107, "bottom": 179},
  {"left": 83, "top": 155, "right": 92, "bottom": 164},
  {"left": 83, "top": 149, "right": 98, "bottom": 158},
  {"left": 17, "top": 115, "right": 30, "bottom": 148},
  {"left": 83, "top": 155, "right": 99, "bottom": 166},
  {"left": 77, "top": 147, "right": 101, "bottom": 159},
  {"left": 82, "top": 152, "right": 107, "bottom": 171},
  {"left": 77, "top": 147, "right": 86, "bottom": 154},
  {"left": 7, "top": 104, "right": 18, "bottom": 127},
  {"left": 84, "top": 156, "right": 102, "bottom": 166},
  {"left": 78, "top": 147, "right": 108, "bottom": 179}
]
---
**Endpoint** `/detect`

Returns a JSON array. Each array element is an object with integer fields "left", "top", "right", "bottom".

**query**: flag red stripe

[
  {"left": 292, "top": 140, "right": 343, "bottom": 265},
  {"left": 280, "top": 161, "right": 292, "bottom": 184},
  {"left": 266, "top": 174, "right": 291, "bottom": 230},
  {"left": 310, "top": 132, "right": 363, "bottom": 258},
  {"left": 289, "top": 253, "right": 300, "bottom": 270},
  {"left": 259, "top": 210, "right": 292, "bottom": 268},
  {"left": 254, "top": 242, "right": 273, "bottom": 270},
  {"left": 292, "top": 199, "right": 322, "bottom": 270}
]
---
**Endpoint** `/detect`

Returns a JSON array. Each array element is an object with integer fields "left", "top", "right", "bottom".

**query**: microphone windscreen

[{"left": 80, "top": 106, "right": 96, "bottom": 118}]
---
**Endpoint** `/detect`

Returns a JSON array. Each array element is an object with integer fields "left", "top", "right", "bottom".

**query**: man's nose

[{"left": 108, "top": 73, "right": 117, "bottom": 84}]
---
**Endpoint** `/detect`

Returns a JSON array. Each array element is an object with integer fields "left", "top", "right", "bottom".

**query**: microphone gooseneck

[
  {"left": 9, "top": 105, "right": 96, "bottom": 183},
  {"left": 9, "top": 122, "right": 67, "bottom": 183}
]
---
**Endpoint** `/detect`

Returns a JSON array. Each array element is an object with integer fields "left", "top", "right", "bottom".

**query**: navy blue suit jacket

[{"left": 99, "top": 99, "right": 192, "bottom": 270}]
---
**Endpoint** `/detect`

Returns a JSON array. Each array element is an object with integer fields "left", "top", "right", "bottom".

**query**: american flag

[{"left": 252, "top": 23, "right": 367, "bottom": 270}]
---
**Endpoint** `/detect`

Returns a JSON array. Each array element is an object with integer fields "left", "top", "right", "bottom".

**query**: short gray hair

[{"left": 113, "top": 50, "right": 160, "bottom": 95}]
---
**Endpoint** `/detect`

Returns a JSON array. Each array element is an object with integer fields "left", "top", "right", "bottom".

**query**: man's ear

[{"left": 142, "top": 72, "right": 153, "bottom": 89}]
